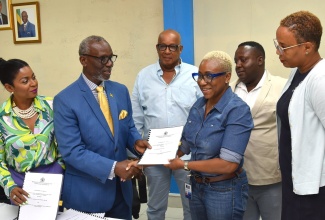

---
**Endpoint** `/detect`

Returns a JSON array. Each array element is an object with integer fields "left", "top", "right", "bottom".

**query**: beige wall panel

[
  {"left": 0, "top": 0, "right": 163, "bottom": 102},
  {"left": 3, "top": 1, "right": 324, "bottom": 102},
  {"left": 194, "top": 0, "right": 325, "bottom": 82}
]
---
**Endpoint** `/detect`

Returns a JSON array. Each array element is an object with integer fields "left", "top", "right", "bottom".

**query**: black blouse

[{"left": 277, "top": 69, "right": 309, "bottom": 190}]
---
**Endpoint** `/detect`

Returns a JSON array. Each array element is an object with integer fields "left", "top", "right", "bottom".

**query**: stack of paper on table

[
  {"left": 0, "top": 203, "right": 19, "bottom": 219},
  {"left": 57, "top": 209, "right": 123, "bottom": 219}
]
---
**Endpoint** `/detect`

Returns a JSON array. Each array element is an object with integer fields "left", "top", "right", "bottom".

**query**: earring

[{"left": 306, "top": 51, "right": 309, "bottom": 55}]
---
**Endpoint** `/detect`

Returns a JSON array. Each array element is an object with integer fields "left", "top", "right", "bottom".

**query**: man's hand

[
  {"left": 125, "top": 160, "right": 143, "bottom": 171},
  {"left": 115, "top": 160, "right": 143, "bottom": 181},
  {"left": 134, "top": 140, "right": 151, "bottom": 154},
  {"left": 10, "top": 186, "right": 29, "bottom": 206}
]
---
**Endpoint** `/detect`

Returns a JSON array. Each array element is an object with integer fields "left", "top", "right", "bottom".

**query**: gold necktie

[{"left": 96, "top": 86, "right": 114, "bottom": 135}]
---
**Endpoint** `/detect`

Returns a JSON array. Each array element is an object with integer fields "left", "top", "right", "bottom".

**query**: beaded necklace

[{"left": 12, "top": 102, "right": 37, "bottom": 119}]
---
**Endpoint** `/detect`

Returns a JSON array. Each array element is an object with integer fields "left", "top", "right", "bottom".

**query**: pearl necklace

[{"left": 12, "top": 102, "right": 37, "bottom": 119}]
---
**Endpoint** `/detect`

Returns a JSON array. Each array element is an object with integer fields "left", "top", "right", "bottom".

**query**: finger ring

[{"left": 13, "top": 195, "right": 17, "bottom": 200}]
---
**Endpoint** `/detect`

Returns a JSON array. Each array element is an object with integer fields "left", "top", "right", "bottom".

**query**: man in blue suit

[
  {"left": 54, "top": 35, "right": 150, "bottom": 220},
  {"left": 18, "top": 11, "right": 35, "bottom": 38}
]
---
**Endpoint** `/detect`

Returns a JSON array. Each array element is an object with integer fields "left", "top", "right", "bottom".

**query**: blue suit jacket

[
  {"left": 53, "top": 75, "right": 142, "bottom": 213},
  {"left": 18, "top": 22, "right": 35, "bottom": 38}
]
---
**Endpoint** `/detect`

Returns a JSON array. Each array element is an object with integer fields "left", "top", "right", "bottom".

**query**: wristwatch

[{"left": 184, "top": 161, "right": 190, "bottom": 171}]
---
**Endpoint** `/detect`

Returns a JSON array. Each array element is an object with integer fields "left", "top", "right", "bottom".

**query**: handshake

[{"left": 115, "top": 139, "right": 151, "bottom": 181}]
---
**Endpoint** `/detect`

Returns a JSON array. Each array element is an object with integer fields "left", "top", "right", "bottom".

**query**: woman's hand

[
  {"left": 10, "top": 186, "right": 29, "bottom": 206},
  {"left": 164, "top": 158, "right": 184, "bottom": 170}
]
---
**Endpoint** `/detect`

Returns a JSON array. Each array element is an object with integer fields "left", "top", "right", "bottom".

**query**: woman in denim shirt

[{"left": 166, "top": 51, "right": 253, "bottom": 220}]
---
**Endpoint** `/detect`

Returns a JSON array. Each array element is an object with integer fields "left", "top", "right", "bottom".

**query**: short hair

[
  {"left": 79, "top": 35, "right": 109, "bottom": 55},
  {"left": 280, "top": 11, "right": 323, "bottom": 50},
  {"left": 238, "top": 41, "right": 265, "bottom": 59},
  {"left": 0, "top": 58, "right": 29, "bottom": 86},
  {"left": 202, "top": 51, "right": 232, "bottom": 73}
]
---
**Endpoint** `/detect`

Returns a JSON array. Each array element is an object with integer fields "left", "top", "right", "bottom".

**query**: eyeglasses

[
  {"left": 192, "top": 72, "right": 226, "bottom": 83},
  {"left": 81, "top": 54, "right": 118, "bottom": 64},
  {"left": 156, "top": 44, "right": 181, "bottom": 52},
  {"left": 273, "top": 39, "right": 306, "bottom": 55}
]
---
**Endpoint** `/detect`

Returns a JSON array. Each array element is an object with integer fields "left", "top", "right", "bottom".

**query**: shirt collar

[
  {"left": 236, "top": 70, "right": 266, "bottom": 92},
  {"left": 82, "top": 73, "right": 104, "bottom": 91},
  {"left": 194, "top": 87, "right": 233, "bottom": 113},
  {"left": 0, "top": 95, "right": 45, "bottom": 116},
  {"left": 156, "top": 59, "right": 182, "bottom": 76}
]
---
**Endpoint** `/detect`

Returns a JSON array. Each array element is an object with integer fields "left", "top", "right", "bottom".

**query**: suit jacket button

[{"left": 115, "top": 148, "right": 118, "bottom": 152}]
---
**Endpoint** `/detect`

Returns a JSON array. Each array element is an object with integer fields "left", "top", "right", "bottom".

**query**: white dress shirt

[{"left": 234, "top": 71, "right": 266, "bottom": 109}]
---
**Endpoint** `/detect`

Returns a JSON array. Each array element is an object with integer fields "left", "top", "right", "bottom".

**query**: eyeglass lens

[
  {"left": 273, "top": 40, "right": 283, "bottom": 54},
  {"left": 157, "top": 44, "right": 179, "bottom": 52},
  {"left": 192, "top": 72, "right": 226, "bottom": 82},
  {"left": 193, "top": 74, "right": 213, "bottom": 82},
  {"left": 101, "top": 55, "right": 117, "bottom": 64},
  {"left": 82, "top": 54, "right": 118, "bottom": 64}
]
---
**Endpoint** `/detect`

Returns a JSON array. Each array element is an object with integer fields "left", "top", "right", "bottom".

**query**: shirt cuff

[
  {"left": 133, "top": 144, "right": 143, "bottom": 158},
  {"left": 7, "top": 185, "right": 17, "bottom": 197},
  {"left": 108, "top": 161, "right": 117, "bottom": 180},
  {"left": 179, "top": 140, "right": 191, "bottom": 155},
  {"left": 220, "top": 148, "right": 242, "bottom": 164}
]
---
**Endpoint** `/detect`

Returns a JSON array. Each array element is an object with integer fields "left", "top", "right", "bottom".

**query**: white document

[
  {"left": 56, "top": 209, "right": 122, "bottom": 220},
  {"left": 18, "top": 172, "right": 63, "bottom": 220},
  {"left": 138, "top": 126, "right": 184, "bottom": 165}
]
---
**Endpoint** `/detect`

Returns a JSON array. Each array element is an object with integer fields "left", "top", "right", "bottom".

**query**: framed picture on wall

[
  {"left": 11, "top": 1, "right": 41, "bottom": 44},
  {"left": 0, "top": 0, "right": 12, "bottom": 30}
]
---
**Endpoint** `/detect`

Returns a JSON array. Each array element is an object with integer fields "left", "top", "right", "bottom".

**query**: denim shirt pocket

[
  {"left": 198, "top": 115, "right": 225, "bottom": 158},
  {"left": 183, "top": 118, "right": 200, "bottom": 145}
]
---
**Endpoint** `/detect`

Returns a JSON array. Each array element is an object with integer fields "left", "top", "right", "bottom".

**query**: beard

[{"left": 93, "top": 70, "right": 110, "bottom": 82}]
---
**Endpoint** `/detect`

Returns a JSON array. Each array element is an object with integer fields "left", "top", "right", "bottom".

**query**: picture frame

[
  {"left": 0, "top": 0, "right": 12, "bottom": 30},
  {"left": 11, "top": 1, "right": 41, "bottom": 44}
]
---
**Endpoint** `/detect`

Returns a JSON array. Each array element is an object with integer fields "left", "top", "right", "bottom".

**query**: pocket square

[{"left": 119, "top": 110, "right": 128, "bottom": 120}]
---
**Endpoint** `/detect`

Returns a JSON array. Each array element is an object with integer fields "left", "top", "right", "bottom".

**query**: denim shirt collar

[{"left": 194, "top": 87, "right": 233, "bottom": 114}]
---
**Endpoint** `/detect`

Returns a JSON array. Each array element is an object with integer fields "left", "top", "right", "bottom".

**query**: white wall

[{"left": 193, "top": 0, "right": 325, "bottom": 81}]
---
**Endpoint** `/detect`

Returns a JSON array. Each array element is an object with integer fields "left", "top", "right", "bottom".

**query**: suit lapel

[
  {"left": 77, "top": 76, "right": 114, "bottom": 142},
  {"left": 250, "top": 71, "right": 271, "bottom": 118}
]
